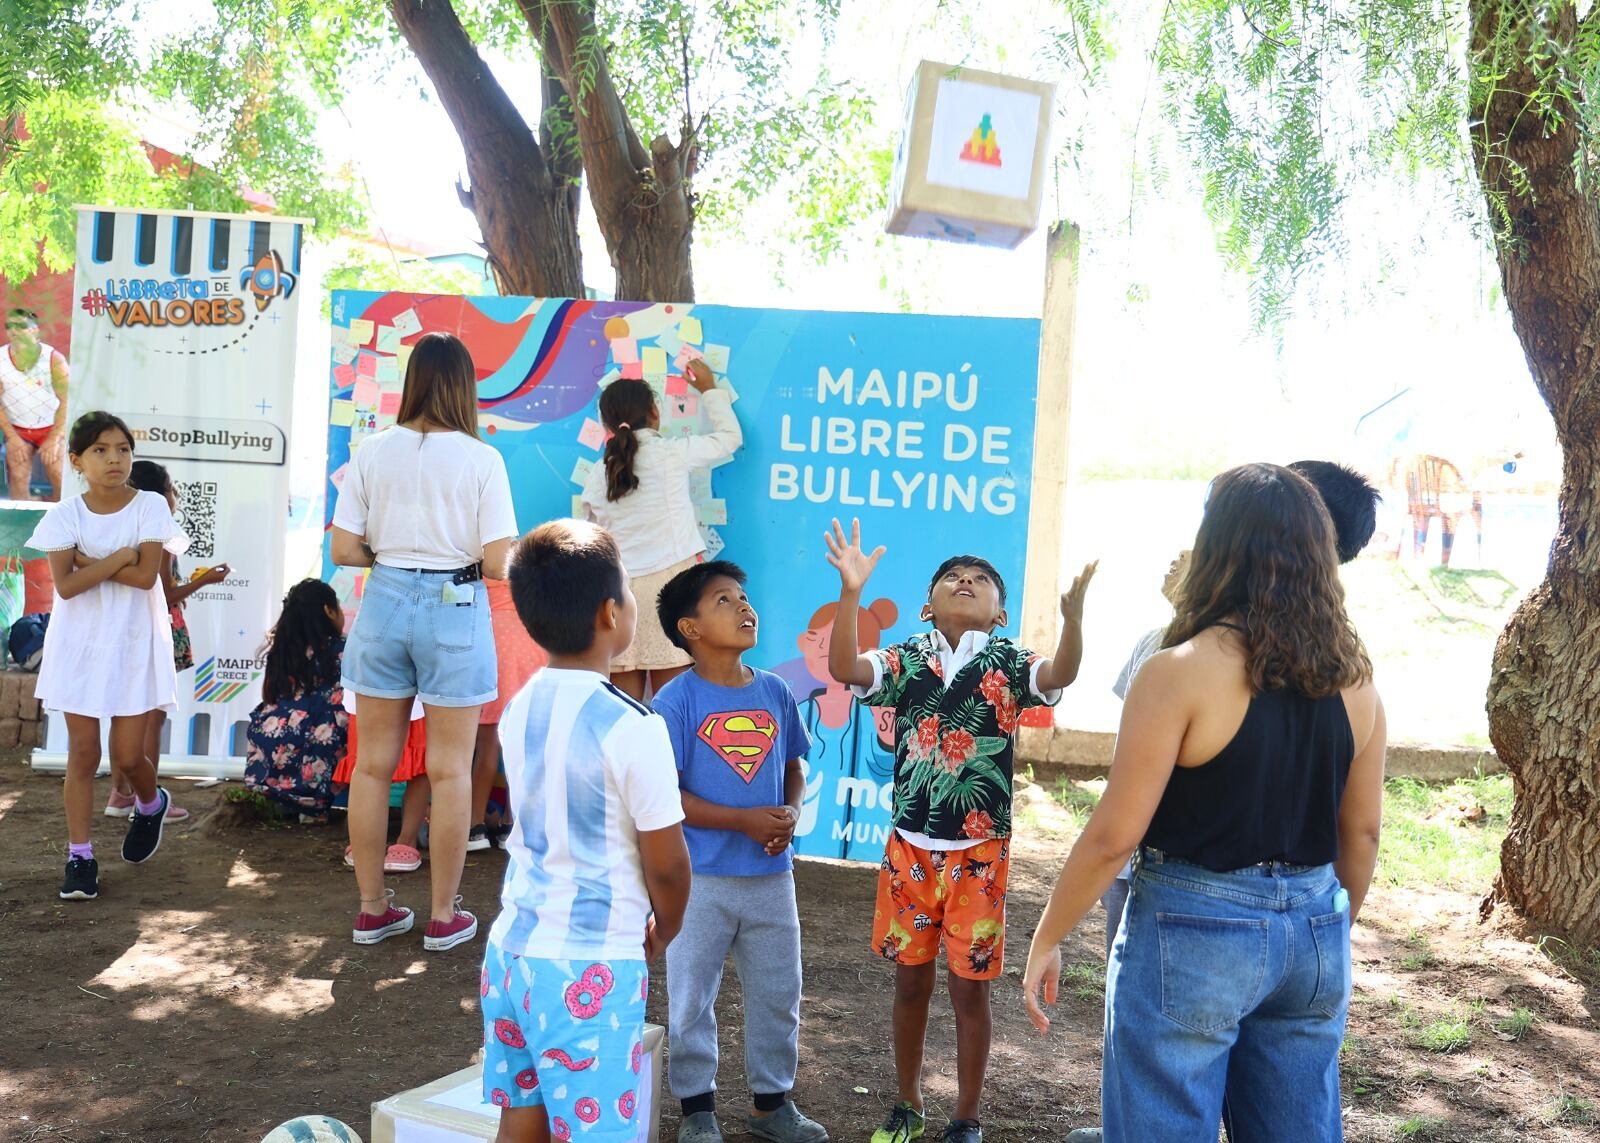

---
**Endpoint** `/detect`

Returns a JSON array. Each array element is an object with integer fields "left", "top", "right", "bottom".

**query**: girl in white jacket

[{"left": 581, "top": 358, "right": 741, "bottom": 699}]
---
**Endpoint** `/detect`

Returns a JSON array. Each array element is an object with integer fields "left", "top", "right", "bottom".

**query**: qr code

[{"left": 174, "top": 480, "right": 219, "bottom": 560}]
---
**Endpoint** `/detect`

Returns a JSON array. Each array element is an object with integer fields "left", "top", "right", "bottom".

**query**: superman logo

[{"left": 697, "top": 710, "right": 778, "bottom": 783}]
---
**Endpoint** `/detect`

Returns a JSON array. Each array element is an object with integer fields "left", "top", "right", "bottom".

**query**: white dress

[{"left": 27, "top": 491, "right": 187, "bottom": 717}]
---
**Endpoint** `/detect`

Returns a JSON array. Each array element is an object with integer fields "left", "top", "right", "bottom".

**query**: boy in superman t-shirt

[{"left": 652, "top": 560, "right": 830, "bottom": 1143}]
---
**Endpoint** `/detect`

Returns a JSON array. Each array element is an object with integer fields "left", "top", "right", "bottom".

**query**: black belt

[{"left": 382, "top": 562, "right": 483, "bottom": 584}]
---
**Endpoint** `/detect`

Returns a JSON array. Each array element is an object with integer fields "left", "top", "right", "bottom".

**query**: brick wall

[{"left": 0, "top": 669, "right": 44, "bottom": 749}]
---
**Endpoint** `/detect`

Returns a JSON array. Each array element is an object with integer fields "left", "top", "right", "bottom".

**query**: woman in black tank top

[{"left": 1021, "top": 463, "right": 1386, "bottom": 1143}]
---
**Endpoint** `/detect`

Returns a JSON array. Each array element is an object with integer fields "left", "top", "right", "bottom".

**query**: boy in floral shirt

[{"left": 823, "top": 519, "right": 1095, "bottom": 1143}]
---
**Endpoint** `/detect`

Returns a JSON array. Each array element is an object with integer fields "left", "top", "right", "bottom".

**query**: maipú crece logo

[{"left": 195, "top": 656, "right": 263, "bottom": 704}]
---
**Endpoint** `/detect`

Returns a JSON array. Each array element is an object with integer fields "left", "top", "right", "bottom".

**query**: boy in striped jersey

[{"left": 481, "top": 520, "right": 692, "bottom": 1143}]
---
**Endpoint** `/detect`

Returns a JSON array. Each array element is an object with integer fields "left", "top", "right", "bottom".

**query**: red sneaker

[
  {"left": 353, "top": 891, "right": 414, "bottom": 946},
  {"left": 423, "top": 897, "right": 478, "bottom": 952}
]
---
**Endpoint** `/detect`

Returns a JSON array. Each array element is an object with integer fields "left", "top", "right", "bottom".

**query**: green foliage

[
  {"left": 1043, "top": 1, "right": 1600, "bottom": 328},
  {"left": 1375, "top": 772, "right": 1511, "bottom": 892},
  {"left": 0, "top": 94, "right": 159, "bottom": 280},
  {"left": 1495, "top": 1006, "right": 1536, "bottom": 1040},
  {"left": 1413, "top": 1016, "right": 1471, "bottom": 1052},
  {"left": 0, "top": 1, "right": 363, "bottom": 284},
  {"left": 320, "top": 246, "right": 487, "bottom": 318}
]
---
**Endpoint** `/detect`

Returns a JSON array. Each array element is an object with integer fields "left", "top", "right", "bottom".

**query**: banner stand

[{"left": 30, "top": 205, "right": 308, "bottom": 781}]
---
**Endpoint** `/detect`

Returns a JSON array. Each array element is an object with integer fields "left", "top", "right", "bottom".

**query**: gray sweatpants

[{"left": 666, "top": 871, "right": 802, "bottom": 1101}]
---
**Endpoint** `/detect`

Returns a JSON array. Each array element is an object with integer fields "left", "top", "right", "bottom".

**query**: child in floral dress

[{"left": 244, "top": 579, "right": 349, "bottom": 817}]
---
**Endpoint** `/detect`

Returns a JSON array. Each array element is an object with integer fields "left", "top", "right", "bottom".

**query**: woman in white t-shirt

[{"left": 330, "top": 332, "right": 517, "bottom": 953}]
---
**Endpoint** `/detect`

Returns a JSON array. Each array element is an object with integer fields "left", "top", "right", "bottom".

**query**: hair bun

[{"left": 868, "top": 598, "right": 899, "bottom": 627}]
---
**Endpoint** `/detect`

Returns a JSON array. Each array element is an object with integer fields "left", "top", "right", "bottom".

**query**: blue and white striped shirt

[{"left": 488, "top": 668, "right": 685, "bottom": 959}]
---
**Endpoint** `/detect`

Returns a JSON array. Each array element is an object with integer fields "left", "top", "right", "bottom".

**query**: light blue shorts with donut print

[{"left": 480, "top": 941, "right": 649, "bottom": 1140}]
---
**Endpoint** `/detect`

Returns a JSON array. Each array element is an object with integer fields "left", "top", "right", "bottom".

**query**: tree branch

[
  {"left": 388, "top": 0, "right": 583, "bottom": 298},
  {"left": 389, "top": 0, "right": 547, "bottom": 183},
  {"left": 1468, "top": 0, "right": 1600, "bottom": 422},
  {"left": 540, "top": 0, "right": 651, "bottom": 227}
]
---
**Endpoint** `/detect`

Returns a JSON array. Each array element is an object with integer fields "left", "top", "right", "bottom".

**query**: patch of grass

[
  {"left": 1496, "top": 1007, "right": 1537, "bottom": 1040},
  {"left": 1542, "top": 1092, "right": 1595, "bottom": 1124},
  {"left": 1047, "top": 778, "right": 1101, "bottom": 830},
  {"left": 1413, "top": 1019, "right": 1471, "bottom": 1053},
  {"left": 1536, "top": 934, "right": 1600, "bottom": 985},
  {"left": 1427, "top": 567, "right": 1518, "bottom": 610},
  {"left": 1395, "top": 1117, "right": 1448, "bottom": 1140},
  {"left": 1376, "top": 773, "right": 1512, "bottom": 892},
  {"left": 1060, "top": 960, "right": 1106, "bottom": 1002}
]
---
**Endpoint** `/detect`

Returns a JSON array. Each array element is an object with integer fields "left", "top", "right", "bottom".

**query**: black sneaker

[
  {"left": 939, "top": 1122, "right": 981, "bottom": 1143},
  {"left": 466, "top": 823, "right": 491, "bottom": 852},
  {"left": 122, "top": 788, "right": 170, "bottom": 864},
  {"left": 488, "top": 822, "right": 513, "bottom": 849},
  {"left": 59, "top": 856, "right": 99, "bottom": 900}
]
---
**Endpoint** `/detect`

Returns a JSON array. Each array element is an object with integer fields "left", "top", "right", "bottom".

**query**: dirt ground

[{"left": 0, "top": 758, "right": 1595, "bottom": 1143}]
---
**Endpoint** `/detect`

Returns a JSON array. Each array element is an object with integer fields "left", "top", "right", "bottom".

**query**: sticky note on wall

[
  {"left": 676, "top": 315, "right": 703, "bottom": 344},
  {"left": 330, "top": 400, "right": 355, "bottom": 426},
  {"left": 642, "top": 346, "right": 668, "bottom": 377},
  {"left": 702, "top": 344, "right": 730, "bottom": 373},
  {"left": 571, "top": 457, "right": 595, "bottom": 487},
  {"left": 577, "top": 418, "right": 607, "bottom": 450}
]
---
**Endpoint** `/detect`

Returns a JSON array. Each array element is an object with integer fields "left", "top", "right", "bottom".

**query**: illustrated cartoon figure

[{"left": 788, "top": 597, "right": 899, "bottom": 859}]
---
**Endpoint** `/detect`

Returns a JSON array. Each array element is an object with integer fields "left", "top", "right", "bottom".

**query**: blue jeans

[
  {"left": 343, "top": 564, "right": 496, "bottom": 707},
  {"left": 1103, "top": 851, "right": 1351, "bottom": 1143},
  {"left": 1101, "top": 874, "right": 1131, "bottom": 959}
]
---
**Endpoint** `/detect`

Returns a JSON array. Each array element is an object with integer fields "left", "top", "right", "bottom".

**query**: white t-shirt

[
  {"left": 580, "top": 388, "right": 741, "bottom": 576},
  {"left": 1110, "top": 627, "right": 1166, "bottom": 881},
  {"left": 489, "top": 668, "right": 686, "bottom": 960},
  {"left": 332, "top": 426, "right": 516, "bottom": 570}
]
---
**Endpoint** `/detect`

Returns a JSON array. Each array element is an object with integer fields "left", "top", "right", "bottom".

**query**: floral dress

[{"left": 243, "top": 640, "right": 349, "bottom": 815}]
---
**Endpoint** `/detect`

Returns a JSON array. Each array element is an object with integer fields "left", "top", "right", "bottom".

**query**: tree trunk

[
  {"left": 528, "top": 0, "right": 696, "bottom": 302},
  {"left": 388, "top": 0, "right": 583, "bottom": 298},
  {"left": 1471, "top": 0, "right": 1600, "bottom": 947}
]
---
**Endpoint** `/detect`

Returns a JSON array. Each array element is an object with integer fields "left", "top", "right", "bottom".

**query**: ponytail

[
  {"left": 597, "top": 378, "right": 656, "bottom": 503},
  {"left": 604, "top": 426, "right": 641, "bottom": 501}
]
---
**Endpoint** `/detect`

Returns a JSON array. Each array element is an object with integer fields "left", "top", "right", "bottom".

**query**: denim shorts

[
  {"left": 342, "top": 564, "right": 496, "bottom": 708},
  {"left": 1101, "top": 850, "right": 1350, "bottom": 1143}
]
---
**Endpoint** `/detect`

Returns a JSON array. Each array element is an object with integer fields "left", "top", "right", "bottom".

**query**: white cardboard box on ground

[
  {"left": 371, "top": 1024, "right": 664, "bottom": 1143},
  {"left": 886, "top": 60, "right": 1057, "bottom": 248}
]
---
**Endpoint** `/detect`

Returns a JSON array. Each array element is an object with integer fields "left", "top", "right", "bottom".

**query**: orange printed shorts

[{"left": 870, "top": 831, "right": 1011, "bottom": 981}]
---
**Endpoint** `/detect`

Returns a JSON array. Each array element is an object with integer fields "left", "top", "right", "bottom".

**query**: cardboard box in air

[
  {"left": 886, "top": 60, "right": 1057, "bottom": 249},
  {"left": 371, "top": 1023, "right": 664, "bottom": 1142}
]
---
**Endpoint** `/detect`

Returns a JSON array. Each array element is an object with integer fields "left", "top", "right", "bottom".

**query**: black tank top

[{"left": 1142, "top": 656, "right": 1356, "bottom": 871}]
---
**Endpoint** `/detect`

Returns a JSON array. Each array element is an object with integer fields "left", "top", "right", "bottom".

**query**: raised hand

[
  {"left": 1060, "top": 561, "right": 1098, "bottom": 625},
  {"left": 823, "top": 517, "right": 885, "bottom": 594}
]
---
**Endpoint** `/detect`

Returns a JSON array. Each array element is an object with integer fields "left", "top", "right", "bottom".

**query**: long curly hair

[
  {"left": 1165, "top": 463, "right": 1371, "bottom": 697},
  {"left": 262, "top": 579, "right": 343, "bottom": 704}
]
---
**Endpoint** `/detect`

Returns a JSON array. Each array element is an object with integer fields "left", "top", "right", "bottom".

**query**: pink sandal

[{"left": 344, "top": 844, "right": 424, "bottom": 873}]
